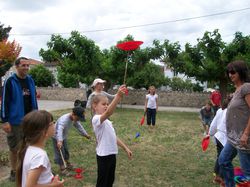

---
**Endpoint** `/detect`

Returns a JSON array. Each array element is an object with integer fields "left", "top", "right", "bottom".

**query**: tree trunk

[{"left": 219, "top": 76, "right": 228, "bottom": 102}]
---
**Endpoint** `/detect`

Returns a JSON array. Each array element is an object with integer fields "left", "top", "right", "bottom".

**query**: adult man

[{"left": 1, "top": 57, "right": 38, "bottom": 181}]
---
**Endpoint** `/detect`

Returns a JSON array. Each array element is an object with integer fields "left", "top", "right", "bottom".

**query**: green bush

[{"left": 29, "top": 64, "right": 55, "bottom": 87}]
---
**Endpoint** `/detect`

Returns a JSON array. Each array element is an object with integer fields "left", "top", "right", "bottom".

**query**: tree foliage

[
  {"left": 150, "top": 39, "right": 182, "bottom": 76},
  {"left": 29, "top": 64, "right": 55, "bottom": 87},
  {"left": 181, "top": 29, "right": 250, "bottom": 98},
  {"left": 0, "top": 23, "right": 21, "bottom": 83},
  {"left": 38, "top": 29, "right": 250, "bottom": 93},
  {"left": 39, "top": 31, "right": 102, "bottom": 87},
  {"left": 0, "top": 22, "right": 11, "bottom": 41},
  {"left": 101, "top": 35, "right": 165, "bottom": 89},
  {"left": 127, "top": 62, "right": 165, "bottom": 89}
]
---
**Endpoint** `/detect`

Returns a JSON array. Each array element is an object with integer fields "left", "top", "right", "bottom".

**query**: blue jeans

[
  {"left": 218, "top": 142, "right": 237, "bottom": 187},
  {"left": 52, "top": 138, "right": 70, "bottom": 166},
  {"left": 238, "top": 149, "right": 250, "bottom": 180},
  {"left": 219, "top": 142, "right": 250, "bottom": 187}
]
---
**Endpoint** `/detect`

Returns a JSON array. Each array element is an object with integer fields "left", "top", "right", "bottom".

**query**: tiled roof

[{"left": 27, "top": 58, "right": 43, "bottom": 65}]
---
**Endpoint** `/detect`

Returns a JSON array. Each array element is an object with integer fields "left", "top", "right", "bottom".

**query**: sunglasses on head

[{"left": 228, "top": 70, "right": 236, "bottom": 75}]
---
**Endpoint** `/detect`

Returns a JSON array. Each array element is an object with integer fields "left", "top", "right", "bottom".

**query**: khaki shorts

[{"left": 7, "top": 125, "right": 23, "bottom": 151}]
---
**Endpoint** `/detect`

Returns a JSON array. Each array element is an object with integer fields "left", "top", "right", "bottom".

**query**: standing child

[
  {"left": 199, "top": 101, "right": 214, "bottom": 135},
  {"left": 91, "top": 85, "right": 132, "bottom": 187},
  {"left": 16, "top": 110, "right": 64, "bottom": 187},
  {"left": 144, "top": 86, "right": 158, "bottom": 128},
  {"left": 52, "top": 106, "right": 91, "bottom": 176},
  {"left": 208, "top": 97, "right": 231, "bottom": 186}
]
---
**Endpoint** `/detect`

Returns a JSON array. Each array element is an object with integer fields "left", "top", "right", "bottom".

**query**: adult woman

[
  {"left": 219, "top": 60, "right": 250, "bottom": 187},
  {"left": 86, "top": 78, "right": 115, "bottom": 108}
]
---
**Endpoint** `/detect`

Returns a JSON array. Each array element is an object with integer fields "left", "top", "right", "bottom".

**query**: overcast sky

[{"left": 1, "top": 0, "right": 250, "bottom": 60}]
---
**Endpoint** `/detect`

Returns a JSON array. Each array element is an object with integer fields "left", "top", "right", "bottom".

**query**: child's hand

[
  {"left": 2, "top": 122, "right": 11, "bottom": 133},
  {"left": 51, "top": 175, "right": 64, "bottom": 186},
  {"left": 125, "top": 148, "right": 132, "bottom": 160},
  {"left": 57, "top": 141, "right": 63, "bottom": 149},
  {"left": 117, "top": 85, "right": 128, "bottom": 96}
]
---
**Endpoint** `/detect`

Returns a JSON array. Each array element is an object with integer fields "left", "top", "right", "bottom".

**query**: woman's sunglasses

[{"left": 228, "top": 70, "right": 236, "bottom": 75}]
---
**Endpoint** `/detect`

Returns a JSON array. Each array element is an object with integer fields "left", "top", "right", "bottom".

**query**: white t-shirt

[
  {"left": 22, "top": 146, "right": 53, "bottom": 187},
  {"left": 146, "top": 94, "right": 158, "bottom": 109},
  {"left": 92, "top": 114, "right": 118, "bottom": 156},
  {"left": 209, "top": 108, "right": 227, "bottom": 146}
]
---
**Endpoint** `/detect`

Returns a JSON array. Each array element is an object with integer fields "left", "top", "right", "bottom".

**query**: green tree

[
  {"left": 102, "top": 35, "right": 164, "bottom": 88},
  {"left": 102, "top": 35, "right": 139, "bottom": 86},
  {"left": 29, "top": 64, "right": 55, "bottom": 87},
  {"left": 39, "top": 31, "right": 102, "bottom": 87},
  {"left": 150, "top": 39, "right": 182, "bottom": 76},
  {"left": 0, "top": 23, "right": 21, "bottom": 86},
  {"left": 0, "top": 22, "right": 11, "bottom": 41},
  {"left": 127, "top": 62, "right": 165, "bottom": 89},
  {"left": 181, "top": 29, "right": 250, "bottom": 99}
]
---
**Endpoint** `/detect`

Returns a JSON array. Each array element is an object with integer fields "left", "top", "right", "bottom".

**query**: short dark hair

[
  {"left": 15, "top": 57, "right": 28, "bottom": 66},
  {"left": 226, "top": 60, "right": 249, "bottom": 82}
]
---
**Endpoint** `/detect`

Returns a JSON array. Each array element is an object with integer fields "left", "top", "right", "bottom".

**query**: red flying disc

[
  {"left": 201, "top": 136, "right": 210, "bottom": 151},
  {"left": 116, "top": 41, "right": 143, "bottom": 51}
]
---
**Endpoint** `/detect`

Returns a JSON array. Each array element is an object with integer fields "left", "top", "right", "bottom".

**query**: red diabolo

[{"left": 116, "top": 41, "right": 143, "bottom": 51}]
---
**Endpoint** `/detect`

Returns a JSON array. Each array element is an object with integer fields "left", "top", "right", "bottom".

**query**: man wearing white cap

[{"left": 86, "top": 78, "right": 116, "bottom": 108}]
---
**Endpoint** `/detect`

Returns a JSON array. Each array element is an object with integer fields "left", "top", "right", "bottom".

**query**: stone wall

[
  {"left": 37, "top": 87, "right": 210, "bottom": 108},
  {"left": 37, "top": 87, "right": 86, "bottom": 101}
]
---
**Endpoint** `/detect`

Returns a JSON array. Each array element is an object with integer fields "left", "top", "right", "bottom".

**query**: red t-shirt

[{"left": 210, "top": 91, "right": 221, "bottom": 106}]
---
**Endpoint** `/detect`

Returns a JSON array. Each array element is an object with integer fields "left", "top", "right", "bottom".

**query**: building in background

[{"left": 43, "top": 61, "right": 61, "bottom": 87}]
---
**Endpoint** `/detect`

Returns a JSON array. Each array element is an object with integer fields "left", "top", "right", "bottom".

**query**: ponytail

[{"left": 16, "top": 136, "right": 28, "bottom": 187}]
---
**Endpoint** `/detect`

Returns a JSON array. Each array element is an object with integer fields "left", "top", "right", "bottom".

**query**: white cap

[{"left": 91, "top": 78, "right": 106, "bottom": 87}]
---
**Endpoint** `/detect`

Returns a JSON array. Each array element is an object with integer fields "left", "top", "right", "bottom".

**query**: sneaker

[
  {"left": 66, "top": 161, "right": 75, "bottom": 170},
  {"left": 9, "top": 170, "right": 16, "bottom": 182},
  {"left": 60, "top": 168, "right": 73, "bottom": 177}
]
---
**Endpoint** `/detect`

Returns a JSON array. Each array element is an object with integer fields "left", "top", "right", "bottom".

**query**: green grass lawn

[{"left": 0, "top": 108, "right": 240, "bottom": 187}]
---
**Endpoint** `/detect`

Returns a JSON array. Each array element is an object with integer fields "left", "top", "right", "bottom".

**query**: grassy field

[{"left": 0, "top": 108, "right": 239, "bottom": 187}]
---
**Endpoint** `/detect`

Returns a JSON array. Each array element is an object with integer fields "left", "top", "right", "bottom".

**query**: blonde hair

[
  {"left": 148, "top": 85, "right": 156, "bottom": 95},
  {"left": 91, "top": 94, "right": 108, "bottom": 115}
]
